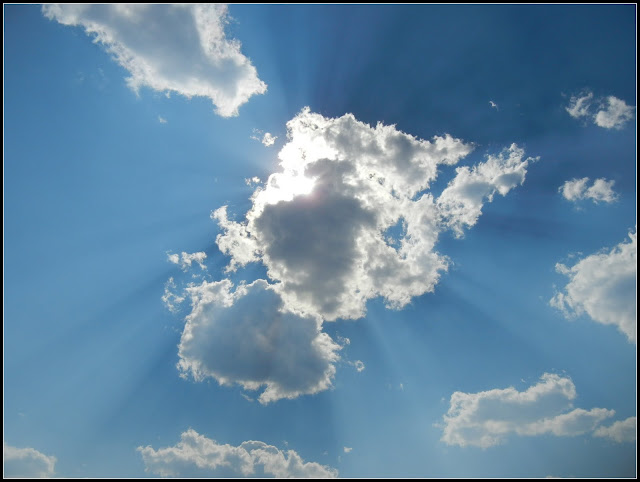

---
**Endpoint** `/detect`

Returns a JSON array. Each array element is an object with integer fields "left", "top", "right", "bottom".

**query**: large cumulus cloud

[
  {"left": 42, "top": 4, "right": 267, "bottom": 117},
  {"left": 214, "top": 108, "right": 533, "bottom": 321}
]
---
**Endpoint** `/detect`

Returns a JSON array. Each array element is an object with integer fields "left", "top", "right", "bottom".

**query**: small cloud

[
  {"left": 489, "top": 100, "right": 498, "bottom": 110},
  {"left": 158, "top": 116, "right": 167, "bottom": 124},
  {"left": 559, "top": 177, "right": 617, "bottom": 204},
  {"left": 353, "top": 360, "right": 365, "bottom": 372},
  {"left": 3, "top": 443, "right": 57, "bottom": 478},
  {"left": 245, "top": 176, "right": 261, "bottom": 187},
  {"left": 261, "top": 132, "right": 277, "bottom": 147},
  {"left": 566, "top": 90, "right": 635, "bottom": 129},
  {"left": 343, "top": 447, "right": 352, "bottom": 454},
  {"left": 167, "top": 251, "right": 207, "bottom": 271},
  {"left": 162, "top": 277, "right": 186, "bottom": 313},
  {"left": 138, "top": 429, "right": 338, "bottom": 478},
  {"left": 593, "top": 416, "right": 636, "bottom": 443}
]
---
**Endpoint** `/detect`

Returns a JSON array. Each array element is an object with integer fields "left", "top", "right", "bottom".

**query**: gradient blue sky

[{"left": 4, "top": 4, "right": 636, "bottom": 478}]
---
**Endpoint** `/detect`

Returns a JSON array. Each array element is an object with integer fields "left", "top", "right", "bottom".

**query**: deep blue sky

[{"left": 4, "top": 4, "right": 636, "bottom": 478}]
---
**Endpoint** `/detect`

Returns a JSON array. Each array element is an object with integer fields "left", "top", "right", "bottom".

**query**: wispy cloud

[
  {"left": 42, "top": 5, "right": 267, "bottom": 117},
  {"left": 551, "top": 228, "right": 636, "bottom": 343},
  {"left": 167, "top": 251, "right": 207, "bottom": 271},
  {"left": 593, "top": 416, "right": 636, "bottom": 443},
  {"left": 138, "top": 429, "right": 338, "bottom": 478}
]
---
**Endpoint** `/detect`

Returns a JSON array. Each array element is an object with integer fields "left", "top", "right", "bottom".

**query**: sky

[{"left": 3, "top": 4, "right": 637, "bottom": 478}]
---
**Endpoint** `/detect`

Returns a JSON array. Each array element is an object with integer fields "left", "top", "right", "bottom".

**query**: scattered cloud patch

[
  {"left": 593, "top": 416, "right": 636, "bottom": 443},
  {"left": 138, "top": 429, "right": 338, "bottom": 478},
  {"left": 559, "top": 177, "right": 617, "bottom": 204},
  {"left": 440, "top": 373, "right": 615, "bottom": 448},
  {"left": 168, "top": 251, "right": 207, "bottom": 271},
  {"left": 177, "top": 279, "right": 341, "bottom": 404},
  {"left": 162, "top": 276, "right": 186, "bottom": 313},
  {"left": 42, "top": 4, "right": 267, "bottom": 117},
  {"left": 215, "top": 107, "right": 532, "bottom": 321},
  {"left": 245, "top": 176, "right": 261, "bottom": 187},
  {"left": 3, "top": 443, "right": 56, "bottom": 478},
  {"left": 551, "top": 229, "right": 636, "bottom": 342},
  {"left": 352, "top": 360, "right": 365, "bottom": 372},
  {"left": 158, "top": 116, "right": 167, "bottom": 124},
  {"left": 251, "top": 129, "right": 278, "bottom": 147},
  {"left": 343, "top": 447, "right": 352, "bottom": 454},
  {"left": 565, "top": 90, "right": 635, "bottom": 129}
]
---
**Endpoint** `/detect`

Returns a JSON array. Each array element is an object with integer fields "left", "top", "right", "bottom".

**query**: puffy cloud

[
  {"left": 262, "top": 132, "right": 277, "bottom": 147},
  {"left": 352, "top": 360, "right": 365, "bottom": 372},
  {"left": 593, "top": 416, "right": 636, "bottom": 443},
  {"left": 343, "top": 447, "right": 352, "bottom": 453},
  {"left": 559, "top": 177, "right": 617, "bottom": 204},
  {"left": 440, "top": 373, "right": 615, "bottom": 448},
  {"left": 215, "top": 108, "right": 531, "bottom": 321},
  {"left": 168, "top": 251, "right": 207, "bottom": 271},
  {"left": 42, "top": 4, "right": 266, "bottom": 117},
  {"left": 594, "top": 96, "right": 636, "bottom": 129},
  {"left": 138, "top": 429, "right": 337, "bottom": 478},
  {"left": 177, "top": 279, "right": 341, "bottom": 404},
  {"left": 3, "top": 443, "right": 56, "bottom": 478},
  {"left": 551, "top": 229, "right": 636, "bottom": 343},
  {"left": 565, "top": 90, "right": 635, "bottom": 129},
  {"left": 437, "top": 143, "right": 532, "bottom": 237}
]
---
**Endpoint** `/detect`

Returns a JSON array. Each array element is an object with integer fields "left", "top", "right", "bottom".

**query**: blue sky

[{"left": 3, "top": 4, "right": 636, "bottom": 478}]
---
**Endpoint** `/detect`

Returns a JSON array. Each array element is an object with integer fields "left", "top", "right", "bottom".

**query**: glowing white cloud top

[
  {"left": 138, "top": 429, "right": 338, "bottom": 478},
  {"left": 440, "top": 373, "right": 615, "bottom": 448},
  {"left": 42, "top": 4, "right": 267, "bottom": 117},
  {"left": 565, "top": 90, "right": 635, "bottom": 129},
  {"left": 551, "top": 229, "right": 636, "bottom": 343}
]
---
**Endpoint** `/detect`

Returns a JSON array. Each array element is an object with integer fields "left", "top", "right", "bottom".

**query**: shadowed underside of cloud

[
  {"left": 137, "top": 429, "right": 338, "bottom": 478},
  {"left": 440, "top": 373, "right": 616, "bottom": 448},
  {"left": 177, "top": 279, "right": 341, "bottom": 404},
  {"left": 42, "top": 4, "right": 266, "bottom": 117},
  {"left": 551, "top": 228, "right": 636, "bottom": 343},
  {"left": 3, "top": 443, "right": 56, "bottom": 478},
  {"left": 214, "top": 107, "right": 534, "bottom": 321}
]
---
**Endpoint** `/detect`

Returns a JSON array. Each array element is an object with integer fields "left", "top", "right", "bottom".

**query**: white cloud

[
  {"left": 168, "top": 251, "right": 207, "bottom": 271},
  {"left": 551, "top": 229, "right": 636, "bottom": 343},
  {"left": 214, "top": 108, "right": 531, "bottom": 321},
  {"left": 177, "top": 279, "right": 341, "bottom": 404},
  {"left": 261, "top": 132, "right": 277, "bottom": 147},
  {"left": 489, "top": 100, "right": 498, "bottom": 110},
  {"left": 343, "top": 447, "right": 352, "bottom": 454},
  {"left": 559, "top": 177, "right": 617, "bottom": 204},
  {"left": 352, "top": 360, "right": 365, "bottom": 372},
  {"left": 593, "top": 416, "right": 636, "bottom": 443},
  {"left": 566, "top": 91, "right": 594, "bottom": 119},
  {"left": 162, "top": 276, "right": 186, "bottom": 313},
  {"left": 158, "top": 116, "right": 167, "bottom": 124},
  {"left": 3, "top": 443, "right": 56, "bottom": 478},
  {"left": 245, "top": 176, "right": 261, "bottom": 186},
  {"left": 440, "top": 373, "right": 615, "bottom": 448},
  {"left": 437, "top": 143, "right": 533, "bottom": 237},
  {"left": 42, "top": 4, "right": 267, "bottom": 117},
  {"left": 594, "top": 96, "right": 635, "bottom": 129},
  {"left": 565, "top": 90, "right": 635, "bottom": 129},
  {"left": 138, "top": 429, "right": 337, "bottom": 478}
]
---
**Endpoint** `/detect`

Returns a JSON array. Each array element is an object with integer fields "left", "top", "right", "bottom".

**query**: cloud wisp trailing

[
  {"left": 42, "top": 4, "right": 267, "bottom": 117},
  {"left": 551, "top": 228, "right": 636, "bottom": 343},
  {"left": 593, "top": 416, "right": 636, "bottom": 443},
  {"left": 566, "top": 90, "right": 635, "bottom": 129},
  {"left": 440, "top": 373, "right": 617, "bottom": 448},
  {"left": 559, "top": 177, "right": 618, "bottom": 204},
  {"left": 3, "top": 443, "right": 57, "bottom": 478},
  {"left": 137, "top": 429, "right": 338, "bottom": 478}
]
